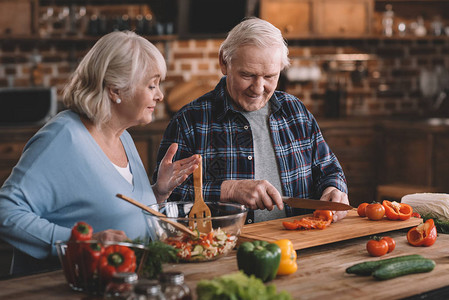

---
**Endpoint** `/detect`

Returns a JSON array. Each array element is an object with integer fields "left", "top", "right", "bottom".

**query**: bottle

[
  {"left": 159, "top": 272, "right": 191, "bottom": 300},
  {"left": 104, "top": 272, "right": 138, "bottom": 300},
  {"left": 382, "top": 4, "right": 394, "bottom": 37},
  {"left": 133, "top": 280, "right": 166, "bottom": 300},
  {"left": 30, "top": 51, "right": 44, "bottom": 87}
]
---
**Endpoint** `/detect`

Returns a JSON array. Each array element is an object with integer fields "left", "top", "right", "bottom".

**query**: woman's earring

[{"left": 116, "top": 98, "right": 122, "bottom": 104}]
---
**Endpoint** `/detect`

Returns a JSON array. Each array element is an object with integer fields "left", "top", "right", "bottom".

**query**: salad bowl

[{"left": 143, "top": 201, "right": 248, "bottom": 262}]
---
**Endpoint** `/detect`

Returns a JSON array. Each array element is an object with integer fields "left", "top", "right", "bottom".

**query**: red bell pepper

[
  {"left": 69, "top": 221, "right": 93, "bottom": 241},
  {"left": 66, "top": 221, "right": 94, "bottom": 286},
  {"left": 81, "top": 242, "right": 104, "bottom": 278},
  {"left": 407, "top": 219, "right": 437, "bottom": 247},
  {"left": 382, "top": 200, "right": 413, "bottom": 221},
  {"left": 283, "top": 210, "right": 333, "bottom": 230},
  {"left": 99, "top": 245, "right": 137, "bottom": 282}
]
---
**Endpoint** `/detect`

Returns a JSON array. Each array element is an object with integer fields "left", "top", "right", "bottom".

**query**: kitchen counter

[{"left": 0, "top": 229, "right": 448, "bottom": 299}]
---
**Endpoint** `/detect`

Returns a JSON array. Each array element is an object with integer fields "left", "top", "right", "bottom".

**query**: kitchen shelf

[
  {"left": 2, "top": 34, "right": 449, "bottom": 44},
  {"left": 39, "top": 0, "right": 159, "bottom": 5},
  {"left": 0, "top": 34, "right": 177, "bottom": 43},
  {"left": 375, "top": 0, "right": 449, "bottom": 2}
]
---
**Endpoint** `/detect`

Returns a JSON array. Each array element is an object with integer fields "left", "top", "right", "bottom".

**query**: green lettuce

[{"left": 196, "top": 271, "right": 292, "bottom": 300}]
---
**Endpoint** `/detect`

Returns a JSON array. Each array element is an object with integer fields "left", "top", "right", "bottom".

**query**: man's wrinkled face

[{"left": 220, "top": 45, "right": 282, "bottom": 112}]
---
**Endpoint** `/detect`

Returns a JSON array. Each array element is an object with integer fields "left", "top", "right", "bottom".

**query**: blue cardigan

[{"left": 0, "top": 110, "right": 155, "bottom": 266}]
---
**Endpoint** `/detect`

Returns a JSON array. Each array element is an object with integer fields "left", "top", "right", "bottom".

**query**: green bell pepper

[{"left": 237, "top": 240, "right": 281, "bottom": 282}]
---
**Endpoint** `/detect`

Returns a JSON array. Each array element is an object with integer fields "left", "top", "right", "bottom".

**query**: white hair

[
  {"left": 219, "top": 17, "right": 290, "bottom": 70},
  {"left": 63, "top": 31, "right": 166, "bottom": 126}
]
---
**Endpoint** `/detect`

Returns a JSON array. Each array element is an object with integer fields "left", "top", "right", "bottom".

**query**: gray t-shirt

[{"left": 241, "top": 104, "right": 286, "bottom": 222}]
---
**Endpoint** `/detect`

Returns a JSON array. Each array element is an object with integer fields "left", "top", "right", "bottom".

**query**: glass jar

[
  {"left": 159, "top": 272, "right": 191, "bottom": 300},
  {"left": 133, "top": 280, "right": 166, "bottom": 300},
  {"left": 104, "top": 272, "right": 138, "bottom": 300},
  {"left": 382, "top": 4, "right": 394, "bottom": 37}
]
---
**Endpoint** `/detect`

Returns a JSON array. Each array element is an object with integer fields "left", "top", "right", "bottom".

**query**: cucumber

[
  {"left": 372, "top": 258, "right": 436, "bottom": 280},
  {"left": 346, "top": 254, "right": 424, "bottom": 275}
]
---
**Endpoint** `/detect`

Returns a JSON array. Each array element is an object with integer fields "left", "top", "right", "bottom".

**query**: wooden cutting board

[{"left": 238, "top": 209, "right": 423, "bottom": 250}]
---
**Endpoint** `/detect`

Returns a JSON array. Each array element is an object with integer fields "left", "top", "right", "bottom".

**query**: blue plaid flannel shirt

[{"left": 154, "top": 77, "right": 347, "bottom": 219}]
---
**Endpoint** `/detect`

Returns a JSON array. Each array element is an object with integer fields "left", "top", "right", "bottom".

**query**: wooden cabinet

[
  {"left": 260, "top": 0, "right": 314, "bottom": 38},
  {"left": 315, "top": 0, "right": 373, "bottom": 36},
  {"left": 0, "top": 0, "right": 38, "bottom": 36},
  {"left": 320, "top": 120, "right": 378, "bottom": 206},
  {"left": 434, "top": 133, "right": 449, "bottom": 189},
  {"left": 378, "top": 120, "right": 449, "bottom": 192},
  {"left": 260, "top": 0, "right": 373, "bottom": 37}
]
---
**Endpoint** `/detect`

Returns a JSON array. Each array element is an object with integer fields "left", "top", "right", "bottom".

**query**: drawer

[{"left": 325, "top": 135, "right": 375, "bottom": 149}]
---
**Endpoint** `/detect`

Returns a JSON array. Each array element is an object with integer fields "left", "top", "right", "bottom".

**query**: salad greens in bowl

[{"left": 143, "top": 201, "right": 248, "bottom": 262}]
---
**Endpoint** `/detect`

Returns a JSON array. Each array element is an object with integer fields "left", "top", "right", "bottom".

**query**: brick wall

[{"left": 1, "top": 37, "right": 449, "bottom": 119}]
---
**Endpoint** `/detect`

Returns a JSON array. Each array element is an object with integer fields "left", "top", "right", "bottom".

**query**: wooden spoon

[
  {"left": 188, "top": 156, "right": 212, "bottom": 233},
  {"left": 116, "top": 193, "right": 196, "bottom": 237}
]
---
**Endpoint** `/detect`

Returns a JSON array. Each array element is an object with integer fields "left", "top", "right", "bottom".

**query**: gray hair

[
  {"left": 219, "top": 17, "right": 290, "bottom": 70},
  {"left": 63, "top": 31, "right": 166, "bottom": 126}
]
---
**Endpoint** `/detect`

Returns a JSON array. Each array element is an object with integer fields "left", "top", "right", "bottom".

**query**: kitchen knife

[{"left": 282, "top": 196, "right": 353, "bottom": 211}]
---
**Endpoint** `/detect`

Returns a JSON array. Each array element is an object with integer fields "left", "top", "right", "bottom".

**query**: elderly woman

[{"left": 0, "top": 31, "right": 200, "bottom": 275}]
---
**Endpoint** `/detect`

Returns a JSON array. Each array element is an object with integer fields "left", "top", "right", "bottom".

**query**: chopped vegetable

[
  {"left": 407, "top": 219, "right": 437, "bottom": 247},
  {"left": 164, "top": 228, "right": 236, "bottom": 262},
  {"left": 382, "top": 200, "right": 413, "bottom": 221},
  {"left": 196, "top": 271, "right": 292, "bottom": 300},
  {"left": 283, "top": 210, "right": 332, "bottom": 230}
]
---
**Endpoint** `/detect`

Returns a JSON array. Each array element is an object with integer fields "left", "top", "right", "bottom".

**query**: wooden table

[{"left": 0, "top": 230, "right": 448, "bottom": 299}]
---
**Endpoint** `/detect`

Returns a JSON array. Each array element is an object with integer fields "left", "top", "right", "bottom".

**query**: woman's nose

[{"left": 155, "top": 88, "right": 164, "bottom": 102}]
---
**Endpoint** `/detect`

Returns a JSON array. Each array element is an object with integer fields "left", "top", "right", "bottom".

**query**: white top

[{"left": 113, "top": 162, "right": 133, "bottom": 185}]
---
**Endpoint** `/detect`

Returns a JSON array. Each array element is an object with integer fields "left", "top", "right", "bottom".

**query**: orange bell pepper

[
  {"left": 407, "top": 219, "right": 437, "bottom": 247},
  {"left": 273, "top": 239, "right": 298, "bottom": 275},
  {"left": 382, "top": 200, "right": 413, "bottom": 221}
]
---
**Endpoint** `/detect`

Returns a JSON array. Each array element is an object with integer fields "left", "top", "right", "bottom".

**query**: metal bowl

[{"left": 143, "top": 201, "right": 248, "bottom": 262}]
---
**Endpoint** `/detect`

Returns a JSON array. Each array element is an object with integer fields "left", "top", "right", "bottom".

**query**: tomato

[
  {"left": 313, "top": 210, "right": 333, "bottom": 222},
  {"left": 365, "top": 203, "right": 385, "bottom": 221},
  {"left": 407, "top": 219, "right": 437, "bottom": 247},
  {"left": 366, "top": 238, "right": 389, "bottom": 257},
  {"left": 412, "top": 212, "right": 421, "bottom": 218},
  {"left": 382, "top": 200, "right": 413, "bottom": 221},
  {"left": 357, "top": 203, "right": 369, "bottom": 217},
  {"left": 381, "top": 236, "right": 396, "bottom": 253}
]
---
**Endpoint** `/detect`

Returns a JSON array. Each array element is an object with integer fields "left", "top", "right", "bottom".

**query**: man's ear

[{"left": 219, "top": 53, "right": 228, "bottom": 75}]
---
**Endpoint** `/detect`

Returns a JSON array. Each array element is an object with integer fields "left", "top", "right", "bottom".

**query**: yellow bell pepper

[{"left": 273, "top": 239, "right": 298, "bottom": 275}]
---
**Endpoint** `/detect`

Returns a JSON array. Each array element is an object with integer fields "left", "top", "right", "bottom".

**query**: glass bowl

[
  {"left": 143, "top": 201, "right": 248, "bottom": 262},
  {"left": 55, "top": 240, "right": 148, "bottom": 295}
]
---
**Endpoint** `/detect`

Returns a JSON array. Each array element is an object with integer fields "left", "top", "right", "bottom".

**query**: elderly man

[{"left": 154, "top": 17, "right": 349, "bottom": 224}]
